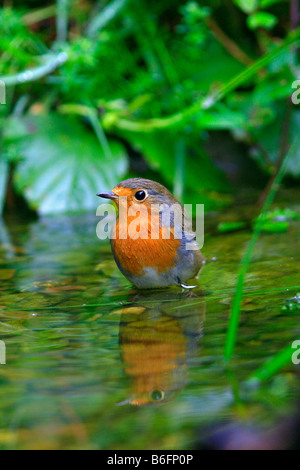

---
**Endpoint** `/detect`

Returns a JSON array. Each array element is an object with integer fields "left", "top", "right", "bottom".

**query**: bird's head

[{"left": 97, "top": 178, "right": 178, "bottom": 211}]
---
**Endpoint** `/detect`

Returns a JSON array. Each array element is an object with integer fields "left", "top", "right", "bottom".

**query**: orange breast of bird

[{"left": 111, "top": 212, "right": 182, "bottom": 277}]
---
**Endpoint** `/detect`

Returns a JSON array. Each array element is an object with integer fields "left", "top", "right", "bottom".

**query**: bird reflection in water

[{"left": 118, "top": 287, "right": 206, "bottom": 406}]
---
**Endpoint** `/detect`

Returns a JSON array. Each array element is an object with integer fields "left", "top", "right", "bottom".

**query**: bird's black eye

[
  {"left": 150, "top": 390, "right": 164, "bottom": 402},
  {"left": 134, "top": 190, "right": 146, "bottom": 201}
]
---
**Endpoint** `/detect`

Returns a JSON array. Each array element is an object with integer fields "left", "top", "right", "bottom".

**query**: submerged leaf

[
  {"left": 217, "top": 221, "right": 247, "bottom": 233},
  {"left": 263, "top": 208, "right": 300, "bottom": 221},
  {"left": 0, "top": 269, "right": 15, "bottom": 280},
  {"left": 253, "top": 208, "right": 299, "bottom": 233},
  {"left": 259, "top": 220, "right": 289, "bottom": 233}
]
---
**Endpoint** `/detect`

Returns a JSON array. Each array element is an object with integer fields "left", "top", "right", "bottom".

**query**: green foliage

[
  {"left": 282, "top": 293, "right": 300, "bottom": 312},
  {"left": 258, "top": 219, "right": 289, "bottom": 232},
  {"left": 234, "top": 0, "right": 258, "bottom": 14},
  {"left": 5, "top": 114, "right": 128, "bottom": 214},
  {"left": 263, "top": 208, "right": 300, "bottom": 220},
  {"left": 120, "top": 129, "right": 230, "bottom": 207},
  {"left": 253, "top": 207, "right": 300, "bottom": 232},
  {"left": 178, "top": 2, "right": 210, "bottom": 46},
  {"left": 251, "top": 105, "right": 300, "bottom": 176},
  {"left": 0, "top": 158, "right": 9, "bottom": 216},
  {"left": 0, "top": 1, "right": 300, "bottom": 449},
  {"left": 0, "top": 1, "right": 300, "bottom": 215},
  {"left": 247, "top": 11, "right": 278, "bottom": 30},
  {"left": 224, "top": 137, "right": 299, "bottom": 362},
  {"left": 217, "top": 221, "right": 247, "bottom": 233},
  {"left": 0, "top": 8, "right": 44, "bottom": 75}
]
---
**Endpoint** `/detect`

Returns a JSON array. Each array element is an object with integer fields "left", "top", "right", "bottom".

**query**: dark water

[{"left": 0, "top": 195, "right": 299, "bottom": 449}]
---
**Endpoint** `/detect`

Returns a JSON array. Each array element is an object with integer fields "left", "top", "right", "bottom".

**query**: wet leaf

[
  {"left": 118, "top": 306, "right": 146, "bottom": 315},
  {"left": 217, "top": 221, "right": 247, "bottom": 233},
  {"left": 259, "top": 220, "right": 289, "bottom": 233},
  {"left": 263, "top": 208, "right": 299, "bottom": 221},
  {"left": 253, "top": 208, "right": 299, "bottom": 233},
  {"left": 44, "top": 285, "right": 86, "bottom": 293},
  {"left": 0, "top": 269, "right": 15, "bottom": 280}
]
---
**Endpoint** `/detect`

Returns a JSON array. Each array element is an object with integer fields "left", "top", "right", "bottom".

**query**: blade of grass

[
  {"left": 245, "top": 344, "right": 296, "bottom": 386},
  {"left": 224, "top": 137, "right": 300, "bottom": 362}
]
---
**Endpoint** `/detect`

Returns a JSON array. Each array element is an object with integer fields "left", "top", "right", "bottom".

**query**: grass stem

[{"left": 224, "top": 137, "right": 300, "bottom": 362}]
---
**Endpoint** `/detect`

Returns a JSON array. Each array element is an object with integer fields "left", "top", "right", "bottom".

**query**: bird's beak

[{"left": 97, "top": 191, "right": 118, "bottom": 200}]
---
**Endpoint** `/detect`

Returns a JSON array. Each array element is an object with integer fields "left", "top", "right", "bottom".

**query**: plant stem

[
  {"left": 0, "top": 52, "right": 68, "bottom": 86},
  {"left": 22, "top": 5, "right": 56, "bottom": 25},
  {"left": 102, "top": 28, "right": 300, "bottom": 132},
  {"left": 246, "top": 344, "right": 295, "bottom": 385},
  {"left": 207, "top": 17, "right": 253, "bottom": 66},
  {"left": 224, "top": 137, "right": 299, "bottom": 362}
]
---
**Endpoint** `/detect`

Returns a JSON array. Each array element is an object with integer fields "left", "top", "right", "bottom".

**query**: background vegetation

[{"left": 0, "top": 0, "right": 299, "bottom": 217}]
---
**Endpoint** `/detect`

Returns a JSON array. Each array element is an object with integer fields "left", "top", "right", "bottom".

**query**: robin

[{"left": 97, "top": 178, "right": 204, "bottom": 289}]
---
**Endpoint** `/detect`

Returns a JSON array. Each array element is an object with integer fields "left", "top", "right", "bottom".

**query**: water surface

[{"left": 0, "top": 194, "right": 299, "bottom": 449}]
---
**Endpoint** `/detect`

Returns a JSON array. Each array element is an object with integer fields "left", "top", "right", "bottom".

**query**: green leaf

[
  {"left": 252, "top": 69, "right": 295, "bottom": 105},
  {"left": 252, "top": 208, "right": 299, "bottom": 233},
  {"left": 282, "top": 294, "right": 300, "bottom": 312},
  {"left": 2, "top": 115, "right": 29, "bottom": 141},
  {"left": 259, "top": 220, "right": 289, "bottom": 233},
  {"left": 250, "top": 105, "right": 300, "bottom": 177},
  {"left": 0, "top": 156, "right": 9, "bottom": 215},
  {"left": 234, "top": 0, "right": 258, "bottom": 14},
  {"left": 263, "top": 208, "right": 300, "bottom": 221},
  {"left": 197, "top": 103, "right": 246, "bottom": 130},
  {"left": 259, "top": 0, "right": 285, "bottom": 8},
  {"left": 217, "top": 221, "right": 247, "bottom": 233},
  {"left": 247, "top": 12, "right": 278, "bottom": 30},
  {"left": 13, "top": 114, "right": 128, "bottom": 215},
  {"left": 121, "top": 129, "right": 230, "bottom": 207}
]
